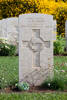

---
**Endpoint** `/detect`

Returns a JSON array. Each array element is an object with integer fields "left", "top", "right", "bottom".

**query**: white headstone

[
  {"left": 7, "top": 17, "right": 18, "bottom": 45},
  {"left": 1, "top": 19, "right": 7, "bottom": 39},
  {"left": 65, "top": 20, "right": 67, "bottom": 51},
  {"left": 0, "top": 20, "right": 2, "bottom": 38},
  {"left": 0, "top": 16, "right": 56, "bottom": 46},
  {"left": 19, "top": 13, "right": 54, "bottom": 86}
]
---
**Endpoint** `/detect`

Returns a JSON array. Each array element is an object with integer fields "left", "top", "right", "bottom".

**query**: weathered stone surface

[
  {"left": 0, "top": 17, "right": 18, "bottom": 45},
  {"left": 19, "top": 13, "right": 54, "bottom": 86},
  {"left": 0, "top": 16, "right": 56, "bottom": 45},
  {"left": 0, "top": 20, "right": 2, "bottom": 38},
  {"left": 1, "top": 19, "right": 7, "bottom": 39},
  {"left": 7, "top": 17, "right": 18, "bottom": 45}
]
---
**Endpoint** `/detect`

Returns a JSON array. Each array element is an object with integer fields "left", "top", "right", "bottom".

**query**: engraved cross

[{"left": 22, "top": 29, "right": 50, "bottom": 67}]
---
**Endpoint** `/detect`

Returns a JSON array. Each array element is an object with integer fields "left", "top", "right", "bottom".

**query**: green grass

[
  {"left": 40, "top": 56, "right": 67, "bottom": 90},
  {"left": 54, "top": 56, "right": 67, "bottom": 89},
  {"left": 0, "top": 93, "right": 67, "bottom": 100},
  {"left": 0, "top": 56, "right": 67, "bottom": 89},
  {"left": 0, "top": 56, "right": 67, "bottom": 99},
  {"left": 0, "top": 56, "right": 18, "bottom": 88}
]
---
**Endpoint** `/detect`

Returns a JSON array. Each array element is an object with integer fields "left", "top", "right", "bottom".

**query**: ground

[
  {"left": 0, "top": 56, "right": 67, "bottom": 99},
  {"left": 0, "top": 93, "right": 67, "bottom": 100}
]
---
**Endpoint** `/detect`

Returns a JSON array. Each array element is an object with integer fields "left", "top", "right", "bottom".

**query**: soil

[
  {"left": 54, "top": 53, "right": 67, "bottom": 56},
  {"left": 0, "top": 86, "right": 67, "bottom": 93}
]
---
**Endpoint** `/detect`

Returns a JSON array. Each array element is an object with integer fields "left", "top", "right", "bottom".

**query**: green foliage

[
  {"left": 41, "top": 76, "right": 65, "bottom": 90},
  {"left": 0, "top": 0, "right": 38, "bottom": 19},
  {"left": 54, "top": 56, "right": 67, "bottom": 90},
  {"left": 0, "top": 39, "right": 16, "bottom": 56},
  {"left": 54, "top": 36, "right": 65, "bottom": 55},
  {"left": 54, "top": 7, "right": 67, "bottom": 35},
  {"left": 41, "top": 56, "right": 67, "bottom": 91},
  {"left": 16, "top": 82, "right": 29, "bottom": 91}
]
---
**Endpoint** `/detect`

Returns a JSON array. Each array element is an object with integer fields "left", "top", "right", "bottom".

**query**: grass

[
  {"left": 54, "top": 56, "right": 67, "bottom": 90},
  {"left": 0, "top": 56, "right": 18, "bottom": 88},
  {"left": 0, "top": 93, "right": 67, "bottom": 100},
  {"left": 40, "top": 56, "right": 67, "bottom": 90},
  {"left": 0, "top": 56, "right": 67, "bottom": 89},
  {"left": 0, "top": 56, "right": 67, "bottom": 99}
]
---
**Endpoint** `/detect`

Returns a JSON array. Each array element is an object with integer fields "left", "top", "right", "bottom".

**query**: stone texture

[
  {"left": 0, "top": 16, "right": 56, "bottom": 44},
  {"left": 19, "top": 13, "right": 54, "bottom": 86},
  {"left": 7, "top": 17, "right": 18, "bottom": 45},
  {"left": 65, "top": 20, "right": 67, "bottom": 51},
  {"left": 0, "top": 17, "right": 19, "bottom": 53},
  {"left": 1, "top": 19, "right": 7, "bottom": 39},
  {"left": 0, "top": 20, "right": 2, "bottom": 38},
  {"left": 0, "top": 17, "right": 18, "bottom": 44}
]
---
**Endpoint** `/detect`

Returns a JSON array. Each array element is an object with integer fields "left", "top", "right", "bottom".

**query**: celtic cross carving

[{"left": 22, "top": 29, "right": 50, "bottom": 67}]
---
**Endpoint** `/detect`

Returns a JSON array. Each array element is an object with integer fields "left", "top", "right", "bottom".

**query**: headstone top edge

[
  {"left": 1, "top": 17, "right": 18, "bottom": 21},
  {"left": 6, "top": 17, "right": 18, "bottom": 21},
  {"left": 19, "top": 13, "right": 53, "bottom": 19}
]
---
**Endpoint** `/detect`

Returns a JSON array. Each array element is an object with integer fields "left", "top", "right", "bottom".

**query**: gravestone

[
  {"left": 1, "top": 19, "right": 7, "bottom": 39},
  {"left": 19, "top": 13, "right": 54, "bottom": 86},
  {"left": 0, "top": 20, "right": 2, "bottom": 38},
  {"left": 7, "top": 17, "right": 18, "bottom": 45},
  {"left": 0, "top": 16, "right": 56, "bottom": 46},
  {"left": 65, "top": 20, "right": 67, "bottom": 51}
]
